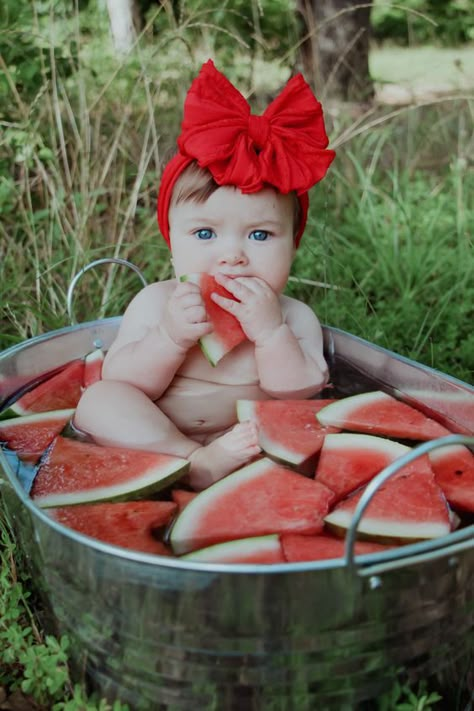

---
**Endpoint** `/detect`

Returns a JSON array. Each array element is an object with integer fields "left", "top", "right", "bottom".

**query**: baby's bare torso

[{"left": 158, "top": 340, "right": 269, "bottom": 438}]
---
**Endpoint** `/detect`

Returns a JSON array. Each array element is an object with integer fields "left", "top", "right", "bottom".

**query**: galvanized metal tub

[{"left": 0, "top": 319, "right": 473, "bottom": 710}]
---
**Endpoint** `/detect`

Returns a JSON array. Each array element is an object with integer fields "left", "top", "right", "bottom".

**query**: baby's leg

[
  {"left": 188, "top": 422, "right": 261, "bottom": 490},
  {"left": 74, "top": 380, "right": 200, "bottom": 457},
  {"left": 75, "top": 381, "right": 261, "bottom": 490}
]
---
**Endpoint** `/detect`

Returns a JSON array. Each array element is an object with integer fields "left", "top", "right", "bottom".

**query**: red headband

[{"left": 157, "top": 60, "right": 335, "bottom": 248}]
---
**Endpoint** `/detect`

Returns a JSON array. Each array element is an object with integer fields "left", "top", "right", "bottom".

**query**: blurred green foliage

[{"left": 372, "top": 0, "right": 474, "bottom": 45}]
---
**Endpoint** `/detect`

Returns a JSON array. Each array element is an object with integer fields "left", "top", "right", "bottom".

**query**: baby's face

[{"left": 168, "top": 186, "right": 295, "bottom": 293}]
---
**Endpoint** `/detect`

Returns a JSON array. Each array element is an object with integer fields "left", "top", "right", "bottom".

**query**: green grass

[{"left": 0, "top": 4, "right": 473, "bottom": 707}]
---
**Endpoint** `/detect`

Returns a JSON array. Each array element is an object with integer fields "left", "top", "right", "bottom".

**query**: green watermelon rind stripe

[
  {"left": 325, "top": 510, "right": 450, "bottom": 539},
  {"left": 34, "top": 459, "right": 189, "bottom": 508},
  {"left": 170, "top": 457, "right": 274, "bottom": 555},
  {"left": 0, "top": 408, "right": 75, "bottom": 429},
  {"left": 181, "top": 534, "right": 280, "bottom": 562}
]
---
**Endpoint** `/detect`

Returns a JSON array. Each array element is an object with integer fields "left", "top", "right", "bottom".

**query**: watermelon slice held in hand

[
  {"left": 49, "top": 500, "right": 177, "bottom": 555},
  {"left": 31, "top": 436, "right": 189, "bottom": 508},
  {"left": 314, "top": 433, "right": 434, "bottom": 502},
  {"left": 324, "top": 469, "right": 451, "bottom": 542},
  {"left": 170, "top": 457, "right": 335, "bottom": 555},
  {"left": 429, "top": 444, "right": 474, "bottom": 513},
  {"left": 181, "top": 273, "right": 247, "bottom": 366},
  {"left": 316, "top": 391, "right": 450, "bottom": 441},
  {"left": 0, "top": 409, "right": 75, "bottom": 464},
  {"left": 237, "top": 399, "right": 338, "bottom": 466}
]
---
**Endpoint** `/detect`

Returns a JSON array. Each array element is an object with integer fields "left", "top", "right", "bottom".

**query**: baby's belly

[{"left": 157, "top": 376, "right": 270, "bottom": 436}]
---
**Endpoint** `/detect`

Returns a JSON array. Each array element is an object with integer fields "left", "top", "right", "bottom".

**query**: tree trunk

[
  {"left": 297, "top": 0, "right": 374, "bottom": 102},
  {"left": 105, "top": 0, "right": 141, "bottom": 54}
]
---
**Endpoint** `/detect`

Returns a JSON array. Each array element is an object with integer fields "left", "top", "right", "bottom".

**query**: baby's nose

[{"left": 218, "top": 247, "right": 248, "bottom": 266}]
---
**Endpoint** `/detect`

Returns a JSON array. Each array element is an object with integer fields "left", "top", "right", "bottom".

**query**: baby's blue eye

[
  {"left": 195, "top": 228, "right": 215, "bottom": 240},
  {"left": 249, "top": 230, "right": 269, "bottom": 241}
]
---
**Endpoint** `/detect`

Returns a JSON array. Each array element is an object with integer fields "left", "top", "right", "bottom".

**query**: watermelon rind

[
  {"left": 181, "top": 534, "right": 282, "bottom": 564},
  {"left": 83, "top": 348, "right": 104, "bottom": 388},
  {"left": 324, "top": 510, "right": 450, "bottom": 540},
  {"left": 33, "top": 440, "right": 190, "bottom": 508}
]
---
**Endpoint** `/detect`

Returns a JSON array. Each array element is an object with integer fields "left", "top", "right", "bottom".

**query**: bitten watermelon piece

[
  {"left": 31, "top": 436, "right": 189, "bottom": 507},
  {"left": 324, "top": 470, "right": 451, "bottom": 542},
  {"left": 0, "top": 409, "right": 75, "bottom": 464},
  {"left": 237, "top": 399, "right": 338, "bottom": 466},
  {"left": 429, "top": 444, "right": 474, "bottom": 513},
  {"left": 314, "top": 433, "right": 434, "bottom": 502},
  {"left": 181, "top": 273, "right": 247, "bottom": 366},
  {"left": 4, "top": 360, "right": 85, "bottom": 417},
  {"left": 49, "top": 500, "right": 176, "bottom": 555},
  {"left": 83, "top": 348, "right": 104, "bottom": 388},
  {"left": 316, "top": 391, "right": 450, "bottom": 441},
  {"left": 281, "top": 533, "right": 392, "bottom": 563},
  {"left": 170, "top": 457, "right": 335, "bottom": 555},
  {"left": 182, "top": 535, "right": 284, "bottom": 564}
]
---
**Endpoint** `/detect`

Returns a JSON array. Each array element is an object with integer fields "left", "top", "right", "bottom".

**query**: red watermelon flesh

[
  {"left": 170, "top": 457, "right": 335, "bottom": 555},
  {"left": 316, "top": 391, "right": 450, "bottom": 441},
  {"left": 324, "top": 469, "right": 451, "bottom": 541},
  {"left": 171, "top": 489, "right": 198, "bottom": 511},
  {"left": 49, "top": 500, "right": 176, "bottom": 555},
  {"left": 429, "top": 444, "right": 474, "bottom": 513},
  {"left": 9, "top": 360, "right": 85, "bottom": 416},
  {"left": 314, "top": 433, "right": 434, "bottom": 502},
  {"left": 31, "top": 436, "right": 189, "bottom": 508},
  {"left": 181, "top": 273, "right": 247, "bottom": 366},
  {"left": 237, "top": 399, "right": 338, "bottom": 466},
  {"left": 281, "top": 533, "right": 392, "bottom": 563},
  {"left": 83, "top": 348, "right": 104, "bottom": 388},
  {"left": 0, "top": 409, "right": 75, "bottom": 464},
  {"left": 182, "top": 535, "right": 285, "bottom": 564}
]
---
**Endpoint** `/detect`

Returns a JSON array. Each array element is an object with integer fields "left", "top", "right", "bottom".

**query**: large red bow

[{"left": 177, "top": 59, "right": 335, "bottom": 195}]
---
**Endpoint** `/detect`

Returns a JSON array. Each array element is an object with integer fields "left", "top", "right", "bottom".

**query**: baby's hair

[{"left": 170, "top": 160, "right": 302, "bottom": 240}]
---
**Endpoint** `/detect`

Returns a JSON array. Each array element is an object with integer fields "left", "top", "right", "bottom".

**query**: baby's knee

[{"left": 75, "top": 379, "right": 132, "bottom": 429}]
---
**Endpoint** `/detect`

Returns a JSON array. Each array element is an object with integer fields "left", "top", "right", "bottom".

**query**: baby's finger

[
  {"left": 184, "top": 304, "right": 209, "bottom": 324},
  {"left": 210, "top": 292, "right": 240, "bottom": 315}
]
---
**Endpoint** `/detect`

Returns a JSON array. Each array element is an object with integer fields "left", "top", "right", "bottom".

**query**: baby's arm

[
  {"left": 102, "top": 280, "right": 212, "bottom": 400},
  {"left": 212, "top": 275, "right": 328, "bottom": 398}
]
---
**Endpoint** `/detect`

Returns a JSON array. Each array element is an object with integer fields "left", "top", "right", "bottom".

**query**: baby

[{"left": 75, "top": 60, "right": 335, "bottom": 490}]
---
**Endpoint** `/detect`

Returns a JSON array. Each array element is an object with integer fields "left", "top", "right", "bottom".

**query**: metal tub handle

[
  {"left": 345, "top": 433, "right": 474, "bottom": 576},
  {"left": 67, "top": 258, "right": 148, "bottom": 325}
]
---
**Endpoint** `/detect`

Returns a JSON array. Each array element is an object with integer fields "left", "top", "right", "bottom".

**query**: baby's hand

[
  {"left": 212, "top": 273, "right": 283, "bottom": 346},
  {"left": 163, "top": 281, "right": 212, "bottom": 350}
]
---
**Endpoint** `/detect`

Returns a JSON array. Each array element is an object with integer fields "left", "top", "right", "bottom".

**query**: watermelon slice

[
  {"left": 170, "top": 457, "right": 335, "bottom": 555},
  {"left": 31, "top": 436, "right": 189, "bottom": 508},
  {"left": 83, "top": 348, "right": 104, "bottom": 388},
  {"left": 429, "top": 444, "right": 474, "bottom": 513},
  {"left": 49, "top": 500, "right": 176, "bottom": 555},
  {"left": 0, "top": 409, "right": 75, "bottom": 464},
  {"left": 314, "top": 433, "right": 434, "bottom": 502},
  {"left": 237, "top": 399, "right": 338, "bottom": 466},
  {"left": 324, "top": 470, "right": 451, "bottom": 542},
  {"left": 182, "top": 535, "right": 284, "bottom": 564},
  {"left": 2, "top": 360, "right": 85, "bottom": 418},
  {"left": 181, "top": 273, "right": 247, "bottom": 366},
  {"left": 281, "top": 533, "right": 392, "bottom": 563},
  {"left": 316, "top": 391, "right": 450, "bottom": 441}
]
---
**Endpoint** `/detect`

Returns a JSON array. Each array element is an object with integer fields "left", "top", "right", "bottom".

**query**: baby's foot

[{"left": 188, "top": 422, "right": 261, "bottom": 491}]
